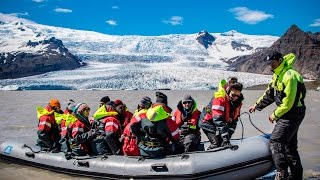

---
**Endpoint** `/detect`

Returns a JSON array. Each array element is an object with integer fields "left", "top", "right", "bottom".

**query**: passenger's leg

[
  {"left": 182, "top": 134, "right": 201, "bottom": 152},
  {"left": 203, "top": 129, "right": 221, "bottom": 150},
  {"left": 105, "top": 132, "right": 120, "bottom": 155}
]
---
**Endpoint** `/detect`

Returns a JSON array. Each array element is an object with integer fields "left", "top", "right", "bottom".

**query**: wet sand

[{"left": 0, "top": 90, "right": 319, "bottom": 179}]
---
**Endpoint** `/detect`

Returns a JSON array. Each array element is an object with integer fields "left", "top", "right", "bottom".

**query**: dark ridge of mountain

[
  {"left": 231, "top": 41, "right": 253, "bottom": 51},
  {"left": 0, "top": 37, "right": 83, "bottom": 79},
  {"left": 310, "top": 32, "right": 320, "bottom": 41},
  {"left": 196, "top": 30, "right": 215, "bottom": 49},
  {"left": 228, "top": 25, "right": 320, "bottom": 79}
]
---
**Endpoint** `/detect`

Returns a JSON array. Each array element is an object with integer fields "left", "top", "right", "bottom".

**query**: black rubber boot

[
  {"left": 204, "top": 131, "right": 220, "bottom": 150},
  {"left": 105, "top": 133, "right": 120, "bottom": 155}
]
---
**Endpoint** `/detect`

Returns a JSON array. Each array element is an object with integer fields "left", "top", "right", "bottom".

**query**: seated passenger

[
  {"left": 99, "top": 96, "right": 110, "bottom": 107},
  {"left": 69, "top": 103, "right": 98, "bottom": 156},
  {"left": 199, "top": 77, "right": 241, "bottom": 128},
  {"left": 89, "top": 96, "right": 111, "bottom": 124},
  {"left": 201, "top": 81, "right": 244, "bottom": 150},
  {"left": 91, "top": 101, "right": 122, "bottom": 155},
  {"left": 36, "top": 99, "right": 63, "bottom": 151},
  {"left": 172, "top": 95, "right": 201, "bottom": 153},
  {"left": 114, "top": 99, "right": 133, "bottom": 131},
  {"left": 131, "top": 92, "right": 180, "bottom": 158},
  {"left": 122, "top": 96, "right": 152, "bottom": 156},
  {"left": 58, "top": 99, "right": 76, "bottom": 159}
]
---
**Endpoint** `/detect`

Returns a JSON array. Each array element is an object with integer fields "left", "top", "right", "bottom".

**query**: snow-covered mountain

[{"left": 0, "top": 18, "right": 279, "bottom": 90}]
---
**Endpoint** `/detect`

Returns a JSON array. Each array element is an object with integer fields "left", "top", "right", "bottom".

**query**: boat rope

[
  {"left": 23, "top": 144, "right": 41, "bottom": 153},
  {"left": 240, "top": 112, "right": 268, "bottom": 136},
  {"left": 230, "top": 114, "right": 245, "bottom": 141}
]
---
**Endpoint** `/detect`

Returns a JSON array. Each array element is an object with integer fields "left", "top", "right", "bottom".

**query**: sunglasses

[
  {"left": 182, "top": 101, "right": 192, "bottom": 104},
  {"left": 230, "top": 92, "right": 241, "bottom": 98},
  {"left": 83, "top": 108, "right": 90, "bottom": 111}
]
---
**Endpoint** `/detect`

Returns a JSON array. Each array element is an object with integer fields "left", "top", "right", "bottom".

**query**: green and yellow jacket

[{"left": 255, "top": 53, "right": 306, "bottom": 120}]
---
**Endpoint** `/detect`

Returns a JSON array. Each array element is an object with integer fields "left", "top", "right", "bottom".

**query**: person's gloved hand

[
  {"left": 119, "top": 135, "right": 125, "bottom": 143},
  {"left": 189, "top": 119, "right": 196, "bottom": 125}
]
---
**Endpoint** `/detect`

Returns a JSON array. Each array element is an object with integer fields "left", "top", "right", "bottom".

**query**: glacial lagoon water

[{"left": 0, "top": 90, "right": 319, "bottom": 179}]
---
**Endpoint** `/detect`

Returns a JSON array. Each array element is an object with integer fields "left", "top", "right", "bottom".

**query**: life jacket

[
  {"left": 36, "top": 106, "right": 61, "bottom": 149},
  {"left": 123, "top": 109, "right": 148, "bottom": 136},
  {"left": 173, "top": 101, "right": 201, "bottom": 132},
  {"left": 203, "top": 80, "right": 242, "bottom": 124},
  {"left": 211, "top": 96, "right": 242, "bottom": 123},
  {"left": 56, "top": 109, "right": 74, "bottom": 138},
  {"left": 93, "top": 105, "right": 121, "bottom": 134},
  {"left": 119, "top": 109, "right": 133, "bottom": 131},
  {"left": 69, "top": 117, "right": 92, "bottom": 153},
  {"left": 140, "top": 104, "right": 179, "bottom": 147},
  {"left": 37, "top": 106, "right": 60, "bottom": 132},
  {"left": 122, "top": 109, "right": 148, "bottom": 156}
]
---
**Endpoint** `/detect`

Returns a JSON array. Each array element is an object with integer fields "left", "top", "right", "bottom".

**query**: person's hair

[
  {"left": 228, "top": 82, "right": 243, "bottom": 91},
  {"left": 228, "top": 77, "right": 238, "bottom": 84}
]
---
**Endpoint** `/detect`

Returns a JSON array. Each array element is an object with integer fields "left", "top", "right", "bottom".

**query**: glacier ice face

[
  {"left": 0, "top": 20, "right": 277, "bottom": 90},
  {"left": 0, "top": 61, "right": 272, "bottom": 90}
]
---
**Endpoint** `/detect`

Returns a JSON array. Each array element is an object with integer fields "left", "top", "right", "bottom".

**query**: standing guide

[{"left": 249, "top": 51, "right": 306, "bottom": 180}]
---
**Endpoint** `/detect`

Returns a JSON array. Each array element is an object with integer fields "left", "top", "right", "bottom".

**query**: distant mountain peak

[
  {"left": 228, "top": 24, "right": 320, "bottom": 80},
  {"left": 0, "top": 33, "right": 83, "bottom": 79},
  {"left": 196, "top": 30, "right": 215, "bottom": 49},
  {"left": 26, "top": 37, "right": 63, "bottom": 48},
  {"left": 282, "top": 24, "right": 306, "bottom": 38}
]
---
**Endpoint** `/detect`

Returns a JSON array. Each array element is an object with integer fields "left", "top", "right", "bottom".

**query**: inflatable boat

[{"left": 0, "top": 134, "right": 274, "bottom": 179}]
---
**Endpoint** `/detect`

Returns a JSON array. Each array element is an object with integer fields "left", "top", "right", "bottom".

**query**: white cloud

[
  {"left": 310, "top": 18, "right": 320, "bottom": 27},
  {"left": 0, "top": 12, "right": 35, "bottom": 24},
  {"left": 229, "top": 7, "right": 274, "bottom": 24},
  {"left": 32, "top": 0, "right": 45, "bottom": 2},
  {"left": 112, "top": 6, "right": 119, "bottom": 9},
  {"left": 54, "top": 8, "right": 72, "bottom": 13},
  {"left": 162, "top": 16, "right": 183, "bottom": 26},
  {"left": 106, "top": 20, "right": 117, "bottom": 26},
  {"left": 11, "top": 12, "right": 29, "bottom": 16}
]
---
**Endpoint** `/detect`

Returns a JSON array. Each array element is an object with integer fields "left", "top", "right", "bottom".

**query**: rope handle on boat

[{"left": 23, "top": 144, "right": 41, "bottom": 153}]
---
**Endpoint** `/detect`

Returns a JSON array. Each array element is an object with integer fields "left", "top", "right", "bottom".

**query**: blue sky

[{"left": 0, "top": 0, "right": 319, "bottom": 36}]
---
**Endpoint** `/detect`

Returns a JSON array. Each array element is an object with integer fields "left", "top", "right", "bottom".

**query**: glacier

[{"left": 0, "top": 15, "right": 278, "bottom": 90}]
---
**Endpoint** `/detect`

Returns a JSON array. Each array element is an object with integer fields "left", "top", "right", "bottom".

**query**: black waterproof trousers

[{"left": 270, "top": 107, "right": 305, "bottom": 180}]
